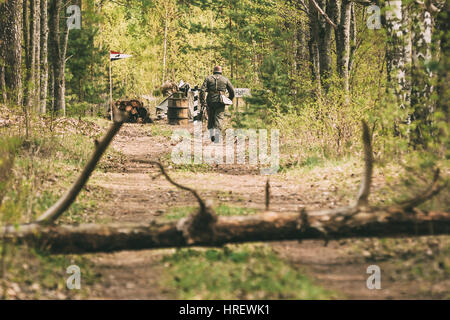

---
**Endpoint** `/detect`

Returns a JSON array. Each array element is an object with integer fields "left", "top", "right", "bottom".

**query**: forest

[{"left": 0, "top": 0, "right": 449, "bottom": 300}]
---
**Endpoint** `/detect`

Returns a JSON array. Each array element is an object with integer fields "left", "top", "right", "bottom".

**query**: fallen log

[{"left": 3, "top": 208, "right": 449, "bottom": 254}]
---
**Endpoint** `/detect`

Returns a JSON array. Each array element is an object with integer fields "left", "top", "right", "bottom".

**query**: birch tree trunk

[
  {"left": 435, "top": 0, "right": 449, "bottom": 122},
  {"left": 384, "top": 0, "right": 410, "bottom": 109},
  {"left": 25, "top": 0, "right": 37, "bottom": 109},
  {"left": 48, "top": 0, "right": 59, "bottom": 113},
  {"left": 40, "top": 0, "right": 48, "bottom": 114},
  {"left": 409, "top": 5, "right": 435, "bottom": 145},
  {"left": 23, "top": 0, "right": 30, "bottom": 104},
  {"left": 59, "top": 25, "right": 69, "bottom": 116},
  {"left": 336, "top": 0, "right": 352, "bottom": 93},
  {"left": 348, "top": 3, "right": 357, "bottom": 74},
  {"left": 34, "top": 0, "right": 41, "bottom": 112}
]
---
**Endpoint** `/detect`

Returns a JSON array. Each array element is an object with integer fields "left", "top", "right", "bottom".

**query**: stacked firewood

[{"left": 114, "top": 99, "right": 153, "bottom": 124}]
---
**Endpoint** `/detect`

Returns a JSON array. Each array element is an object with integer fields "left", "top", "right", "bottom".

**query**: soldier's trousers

[{"left": 206, "top": 102, "right": 225, "bottom": 140}]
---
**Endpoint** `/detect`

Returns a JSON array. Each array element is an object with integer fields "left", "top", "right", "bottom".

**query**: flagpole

[
  {"left": 109, "top": 51, "right": 132, "bottom": 121},
  {"left": 109, "top": 57, "right": 113, "bottom": 121}
]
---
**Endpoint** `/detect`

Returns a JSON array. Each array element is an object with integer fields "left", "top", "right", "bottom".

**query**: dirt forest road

[{"left": 83, "top": 122, "right": 449, "bottom": 300}]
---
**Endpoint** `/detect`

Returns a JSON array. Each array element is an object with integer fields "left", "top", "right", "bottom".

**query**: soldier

[{"left": 200, "top": 65, "right": 235, "bottom": 142}]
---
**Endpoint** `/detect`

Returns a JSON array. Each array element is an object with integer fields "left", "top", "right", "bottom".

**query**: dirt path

[{"left": 83, "top": 122, "right": 447, "bottom": 300}]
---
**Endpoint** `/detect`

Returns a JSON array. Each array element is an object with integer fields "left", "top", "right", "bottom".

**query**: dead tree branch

[
  {"left": 149, "top": 161, "right": 207, "bottom": 212},
  {"left": 310, "top": 0, "right": 338, "bottom": 29},
  {"left": 147, "top": 160, "right": 218, "bottom": 244},
  {"left": 397, "top": 169, "right": 445, "bottom": 211},
  {"left": 356, "top": 120, "right": 373, "bottom": 207}
]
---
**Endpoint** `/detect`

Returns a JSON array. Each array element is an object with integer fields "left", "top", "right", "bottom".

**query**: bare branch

[
  {"left": 297, "top": 0, "right": 310, "bottom": 14},
  {"left": 147, "top": 161, "right": 207, "bottom": 213},
  {"left": 356, "top": 120, "right": 374, "bottom": 207},
  {"left": 145, "top": 161, "right": 217, "bottom": 244},
  {"left": 310, "top": 0, "right": 337, "bottom": 29},
  {"left": 398, "top": 169, "right": 446, "bottom": 210}
]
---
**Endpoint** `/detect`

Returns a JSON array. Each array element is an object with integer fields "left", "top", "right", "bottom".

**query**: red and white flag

[{"left": 110, "top": 51, "right": 132, "bottom": 61}]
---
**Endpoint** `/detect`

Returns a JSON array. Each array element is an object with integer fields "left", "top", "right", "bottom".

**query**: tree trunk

[
  {"left": 25, "top": 0, "right": 37, "bottom": 109},
  {"left": 384, "top": 0, "right": 410, "bottom": 109},
  {"left": 0, "top": 0, "right": 23, "bottom": 105},
  {"left": 318, "top": 0, "right": 334, "bottom": 90},
  {"left": 308, "top": 0, "right": 321, "bottom": 88},
  {"left": 23, "top": 0, "right": 30, "bottom": 104},
  {"left": 4, "top": 208, "right": 449, "bottom": 254},
  {"left": 409, "top": 5, "right": 434, "bottom": 146},
  {"left": 348, "top": 3, "right": 357, "bottom": 73},
  {"left": 435, "top": 0, "right": 449, "bottom": 122},
  {"left": 49, "top": 65, "right": 54, "bottom": 113},
  {"left": 34, "top": 0, "right": 41, "bottom": 111},
  {"left": 336, "top": 0, "right": 352, "bottom": 93},
  {"left": 59, "top": 26, "right": 69, "bottom": 116},
  {"left": 229, "top": 13, "right": 234, "bottom": 80},
  {"left": 40, "top": 0, "right": 48, "bottom": 114},
  {"left": 295, "top": 19, "right": 305, "bottom": 75},
  {"left": 48, "top": 0, "right": 67, "bottom": 115},
  {"left": 162, "top": 5, "right": 168, "bottom": 82},
  {"left": 0, "top": 64, "right": 6, "bottom": 103}
]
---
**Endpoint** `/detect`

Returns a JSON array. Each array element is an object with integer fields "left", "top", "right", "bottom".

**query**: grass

[
  {"left": 349, "top": 236, "right": 450, "bottom": 298},
  {"left": 0, "top": 245, "right": 97, "bottom": 299},
  {"left": 150, "top": 125, "right": 173, "bottom": 138},
  {"left": 161, "top": 205, "right": 333, "bottom": 299},
  {"left": 163, "top": 204, "right": 258, "bottom": 221},
  {"left": 171, "top": 162, "right": 214, "bottom": 173},
  {"left": 0, "top": 111, "right": 114, "bottom": 298},
  {"left": 162, "top": 244, "right": 335, "bottom": 299}
]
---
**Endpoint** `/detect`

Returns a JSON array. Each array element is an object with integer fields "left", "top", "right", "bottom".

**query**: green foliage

[
  {"left": 0, "top": 136, "right": 22, "bottom": 222},
  {"left": 65, "top": 0, "right": 109, "bottom": 116},
  {"left": 0, "top": 116, "right": 119, "bottom": 225}
]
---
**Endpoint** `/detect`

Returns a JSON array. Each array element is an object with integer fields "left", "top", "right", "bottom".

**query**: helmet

[{"left": 213, "top": 65, "right": 222, "bottom": 74}]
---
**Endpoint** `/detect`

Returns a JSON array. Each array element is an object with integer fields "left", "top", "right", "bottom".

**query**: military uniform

[{"left": 200, "top": 71, "right": 235, "bottom": 141}]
